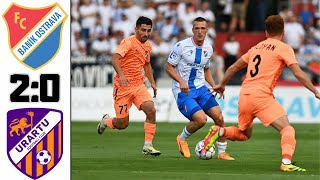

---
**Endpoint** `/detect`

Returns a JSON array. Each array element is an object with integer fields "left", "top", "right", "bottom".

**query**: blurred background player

[
  {"left": 203, "top": 15, "right": 320, "bottom": 171},
  {"left": 165, "top": 17, "right": 234, "bottom": 160},
  {"left": 229, "top": 0, "right": 249, "bottom": 32},
  {"left": 97, "top": 16, "right": 161, "bottom": 156}
]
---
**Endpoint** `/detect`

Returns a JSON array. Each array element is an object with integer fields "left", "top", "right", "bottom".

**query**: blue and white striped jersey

[{"left": 167, "top": 37, "right": 213, "bottom": 98}]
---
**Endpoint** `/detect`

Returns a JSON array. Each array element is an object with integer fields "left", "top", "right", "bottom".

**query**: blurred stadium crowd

[{"left": 71, "top": 0, "right": 320, "bottom": 86}]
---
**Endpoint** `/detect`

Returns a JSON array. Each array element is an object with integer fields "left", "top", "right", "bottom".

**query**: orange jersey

[
  {"left": 241, "top": 38, "right": 297, "bottom": 94},
  {"left": 114, "top": 35, "right": 152, "bottom": 88}
]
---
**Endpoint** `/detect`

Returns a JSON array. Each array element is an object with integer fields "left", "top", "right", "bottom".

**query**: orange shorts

[
  {"left": 113, "top": 84, "right": 153, "bottom": 118},
  {"left": 238, "top": 93, "right": 286, "bottom": 131}
]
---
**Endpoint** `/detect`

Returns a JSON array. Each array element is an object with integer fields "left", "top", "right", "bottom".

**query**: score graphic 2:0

[{"left": 10, "top": 74, "right": 60, "bottom": 102}]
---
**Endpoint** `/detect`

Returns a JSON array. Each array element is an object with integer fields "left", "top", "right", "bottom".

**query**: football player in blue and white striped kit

[{"left": 165, "top": 17, "right": 234, "bottom": 160}]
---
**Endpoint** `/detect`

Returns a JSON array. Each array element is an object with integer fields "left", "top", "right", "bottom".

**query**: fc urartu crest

[
  {"left": 7, "top": 108, "right": 63, "bottom": 179},
  {"left": 2, "top": 3, "right": 67, "bottom": 70}
]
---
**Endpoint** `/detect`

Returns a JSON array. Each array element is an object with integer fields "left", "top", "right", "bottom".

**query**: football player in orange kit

[
  {"left": 97, "top": 16, "right": 160, "bottom": 156},
  {"left": 203, "top": 15, "right": 320, "bottom": 171}
]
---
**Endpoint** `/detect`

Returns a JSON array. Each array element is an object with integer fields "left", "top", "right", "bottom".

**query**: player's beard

[{"left": 141, "top": 36, "right": 149, "bottom": 43}]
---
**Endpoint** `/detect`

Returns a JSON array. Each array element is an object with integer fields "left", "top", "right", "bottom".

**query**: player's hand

[
  {"left": 315, "top": 93, "right": 320, "bottom": 100},
  {"left": 151, "top": 83, "right": 157, "bottom": 98},
  {"left": 209, "top": 87, "right": 224, "bottom": 99},
  {"left": 213, "top": 84, "right": 225, "bottom": 99},
  {"left": 119, "top": 75, "right": 129, "bottom": 87},
  {"left": 179, "top": 81, "right": 190, "bottom": 95}
]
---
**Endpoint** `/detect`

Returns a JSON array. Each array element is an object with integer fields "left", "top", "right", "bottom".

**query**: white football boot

[
  {"left": 142, "top": 144, "right": 161, "bottom": 156},
  {"left": 97, "top": 114, "right": 109, "bottom": 134}
]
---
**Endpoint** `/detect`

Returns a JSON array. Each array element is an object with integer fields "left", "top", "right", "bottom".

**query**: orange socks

[
  {"left": 144, "top": 122, "right": 156, "bottom": 143},
  {"left": 105, "top": 117, "right": 115, "bottom": 129},
  {"left": 224, "top": 126, "right": 248, "bottom": 141},
  {"left": 280, "top": 126, "right": 296, "bottom": 160}
]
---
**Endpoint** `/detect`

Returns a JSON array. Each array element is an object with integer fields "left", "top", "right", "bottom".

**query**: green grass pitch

[{"left": 72, "top": 122, "right": 319, "bottom": 180}]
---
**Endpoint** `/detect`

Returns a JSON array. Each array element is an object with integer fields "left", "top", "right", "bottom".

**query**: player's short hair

[
  {"left": 136, "top": 16, "right": 152, "bottom": 28},
  {"left": 193, "top": 17, "right": 207, "bottom": 23},
  {"left": 265, "top": 15, "right": 284, "bottom": 36}
]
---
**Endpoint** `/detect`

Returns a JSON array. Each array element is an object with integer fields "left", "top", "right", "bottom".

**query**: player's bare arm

[
  {"left": 144, "top": 62, "right": 157, "bottom": 98},
  {"left": 165, "top": 62, "right": 190, "bottom": 94},
  {"left": 214, "top": 58, "right": 247, "bottom": 96},
  {"left": 221, "top": 58, "right": 247, "bottom": 86},
  {"left": 111, "top": 53, "right": 128, "bottom": 87},
  {"left": 288, "top": 63, "right": 320, "bottom": 99},
  {"left": 204, "top": 68, "right": 215, "bottom": 87},
  {"left": 204, "top": 68, "right": 223, "bottom": 98}
]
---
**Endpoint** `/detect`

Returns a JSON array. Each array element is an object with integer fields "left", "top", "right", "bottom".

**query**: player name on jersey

[{"left": 255, "top": 43, "right": 276, "bottom": 51}]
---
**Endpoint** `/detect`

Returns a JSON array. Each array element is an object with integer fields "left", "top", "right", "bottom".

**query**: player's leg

[
  {"left": 183, "top": 110, "right": 207, "bottom": 135},
  {"left": 176, "top": 96, "right": 205, "bottom": 158},
  {"left": 134, "top": 85, "right": 160, "bottom": 156},
  {"left": 239, "top": 3, "right": 247, "bottom": 31},
  {"left": 256, "top": 97, "right": 306, "bottom": 171},
  {"left": 222, "top": 97, "right": 254, "bottom": 141},
  {"left": 229, "top": 4, "right": 239, "bottom": 32},
  {"left": 97, "top": 88, "right": 133, "bottom": 134},
  {"left": 97, "top": 114, "right": 130, "bottom": 133},
  {"left": 203, "top": 94, "right": 254, "bottom": 150},
  {"left": 178, "top": 111, "right": 207, "bottom": 158},
  {"left": 272, "top": 117, "right": 305, "bottom": 171},
  {"left": 222, "top": 94, "right": 254, "bottom": 141},
  {"left": 140, "top": 101, "right": 156, "bottom": 143},
  {"left": 199, "top": 87, "right": 235, "bottom": 160},
  {"left": 140, "top": 101, "right": 161, "bottom": 156},
  {"left": 206, "top": 106, "right": 235, "bottom": 160}
]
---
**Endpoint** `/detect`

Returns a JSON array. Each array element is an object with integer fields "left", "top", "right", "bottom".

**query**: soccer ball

[
  {"left": 36, "top": 150, "right": 52, "bottom": 165},
  {"left": 195, "top": 140, "right": 215, "bottom": 160}
]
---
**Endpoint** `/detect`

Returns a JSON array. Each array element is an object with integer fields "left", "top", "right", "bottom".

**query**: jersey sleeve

[
  {"left": 278, "top": 45, "right": 297, "bottom": 66},
  {"left": 146, "top": 43, "right": 152, "bottom": 63},
  {"left": 205, "top": 47, "right": 213, "bottom": 68},
  {"left": 167, "top": 42, "right": 182, "bottom": 66},
  {"left": 241, "top": 47, "right": 253, "bottom": 63},
  {"left": 115, "top": 39, "right": 132, "bottom": 58},
  {"left": 205, "top": 59, "right": 211, "bottom": 68}
]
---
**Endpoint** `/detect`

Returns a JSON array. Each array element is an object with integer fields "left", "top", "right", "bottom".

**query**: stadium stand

[{"left": 71, "top": 0, "right": 319, "bottom": 87}]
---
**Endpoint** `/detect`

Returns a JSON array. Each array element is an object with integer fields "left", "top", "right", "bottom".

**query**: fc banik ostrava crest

[{"left": 3, "top": 3, "right": 67, "bottom": 70}]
